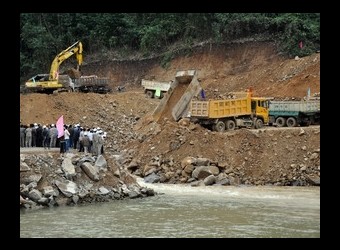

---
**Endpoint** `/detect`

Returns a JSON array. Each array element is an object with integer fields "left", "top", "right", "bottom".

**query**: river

[{"left": 20, "top": 181, "right": 320, "bottom": 238}]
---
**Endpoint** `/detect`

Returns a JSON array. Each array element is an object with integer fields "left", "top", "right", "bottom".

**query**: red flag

[
  {"left": 299, "top": 41, "right": 303, "bottom": 49},
  {"left": 56, "top": 115, "right": 64, "bottom": 138}
]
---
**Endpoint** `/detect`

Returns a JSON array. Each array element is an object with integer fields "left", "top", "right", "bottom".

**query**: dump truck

[
  {"left": 23, "top": 41, "right": 111, "bottom": 94},
  {"left": 72, "top": 76, "right": 110, "bottom": 94},
  {"left": 268, "top": 99, "right": 320, "bottom": 127},
  {"left": 189, "top": 90, "right": 270, "bottom": 132},
  {"left": 152, "top": 70, "right": 202, "bottom": 122},
  {"left": 141, "top": 79, "right": 171, "bottom": 98}
]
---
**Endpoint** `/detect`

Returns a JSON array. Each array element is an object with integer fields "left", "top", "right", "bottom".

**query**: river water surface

[{"left": 20, "top": 182, "right": 320, "bottom": 238}]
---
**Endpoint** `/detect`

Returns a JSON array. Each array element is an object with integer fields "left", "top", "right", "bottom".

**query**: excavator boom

[{"left": 49, "top": 41, "right": 83, "bottom": 80}]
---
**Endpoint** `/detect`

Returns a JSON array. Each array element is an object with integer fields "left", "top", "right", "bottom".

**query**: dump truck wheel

[
  {"left": 286, "top": 117, "right": 297, "bottom": 127},
  {"left": 226, "top": 120, "right": 236, "bottom": 131},
  {"left": 146, "top": 90, "right": 154, "bottom": 98},
  {"left": 276, "top": 117, "right": 286, "bottom": 127},
  {"left": 255, "top": 119, "right": 264, "bottom": 129},
  {"left": 214, "top": 121, "right": 226, "bottom": 132}
]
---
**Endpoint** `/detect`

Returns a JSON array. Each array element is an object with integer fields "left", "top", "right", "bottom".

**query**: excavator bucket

[
  {"left": 152, "top": 70, "right": 202, "bottom": 122},
  {"left": 65, "top": 68, "right": 82, "bottom": 79}
]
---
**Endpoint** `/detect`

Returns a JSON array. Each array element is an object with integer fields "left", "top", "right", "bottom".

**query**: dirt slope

[
  {"left": 81, "top": 41, "right": 320, "bottom": 99},
  {"left": 21, "top": 42, "right": 320, "bottom": 125}
]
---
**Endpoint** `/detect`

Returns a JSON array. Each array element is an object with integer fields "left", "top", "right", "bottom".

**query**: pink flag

[
  {"left": 56, "top": 115, "right": 64, "bottom": 138},
  {"left": 299, "top": 41, "right": 303, "bottom": 49}
]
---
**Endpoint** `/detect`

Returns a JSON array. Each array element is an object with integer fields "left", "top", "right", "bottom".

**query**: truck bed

[
  {"left": 269, "top": 100, "right": 320, "bottom": 114},
  {"left": 190, "top": 97, "right": 251, "bottom": 119},
  {"left": 141, "top": 79, "right": 171, "bottom": 92},
  {"left": 73, "top": 76, "right": 109, "bottom": 87}
]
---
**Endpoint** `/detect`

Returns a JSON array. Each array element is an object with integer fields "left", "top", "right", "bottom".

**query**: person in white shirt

[
  {"left": 97, "top": 130, "right": 104, "bottom": 155},
  {"left": 64, "top": 125, "right": 71, "bottom": 152}
]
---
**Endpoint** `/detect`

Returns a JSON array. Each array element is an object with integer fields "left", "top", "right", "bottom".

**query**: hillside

[
  {"left": 21, "top": 42, "right": 320, "bottom": 125},
  {"left": 81, "top": 41, "right": 320, "bottom": 99},
  {"left": 20, "top": 41, "right": 320, "bottom": 187}
]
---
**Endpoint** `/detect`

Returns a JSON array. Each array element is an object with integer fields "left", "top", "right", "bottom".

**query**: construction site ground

[{"left": 20, "top": 41, "right": 320, "bottom": 185}]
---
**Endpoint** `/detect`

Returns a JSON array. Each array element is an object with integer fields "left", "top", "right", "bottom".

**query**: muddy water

[{"left": 20, "top": 182, "right": 320, "bottom": 238}]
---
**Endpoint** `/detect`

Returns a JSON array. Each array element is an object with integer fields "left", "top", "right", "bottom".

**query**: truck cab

[{"left": 251, "top": 97, "right": 270, "bottom": 128}]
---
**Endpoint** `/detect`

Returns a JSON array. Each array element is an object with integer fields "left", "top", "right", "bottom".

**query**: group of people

[
  {"left": 20, "top": 122, "right": 107, "bottom": 156},
  {"left": 20, "top": 123, "right": 59, "bottom": 149},
  {"left": 60, "top": 124, "right": 107, "bottom": 156}
]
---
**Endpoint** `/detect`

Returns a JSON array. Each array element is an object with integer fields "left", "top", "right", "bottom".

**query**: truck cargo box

[
  {"left": 190, "top": 96, "right": 252, "bottom": 119},
  {"left": 269, "top": 100, "right": 320, "bottom": 113},
  {"left": 141, "top": 79, "right": 171, "bottom": 92},
  {"left": 73, "top": 76, "right": 109, "bottom": 87}
]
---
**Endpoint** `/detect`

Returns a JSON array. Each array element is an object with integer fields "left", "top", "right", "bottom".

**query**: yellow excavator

[
  {"left": 25, "top": 41, "right": 83, "bottom": 93},
  {"left": 24, "top": 41, "right": 110, "bottom": 94}
]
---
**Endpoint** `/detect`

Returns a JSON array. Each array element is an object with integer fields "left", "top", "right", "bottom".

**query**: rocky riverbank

[
  {"left": 20, "top": 149, "right": 155, "bottom": 210},
  {"left": 125, "top": 122, "right": 320, "bottom": 187},
  {"left": 20, "top": 124, "right": 320, "bottom": 210}
]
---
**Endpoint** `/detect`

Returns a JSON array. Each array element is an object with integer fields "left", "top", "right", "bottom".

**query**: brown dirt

[
  {"left": 80, "top": 42, "right": 320, "bottom": 98},
  {"left": 159, "top": 82, "right": 188, "bottom": 121},
  {"left": 20, "top": 41, "right": 320, "bottom": 185},
  {"left": 20, "top": 91, "right": 158, "bottom": 126}
]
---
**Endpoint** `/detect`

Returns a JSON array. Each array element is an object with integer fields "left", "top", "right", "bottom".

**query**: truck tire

[
  {"left": 226, "top": 120, "right": 236, "bottom": 131},
  {"left": 214, "top": 121, "right": 226, "bottom": 132},
  {"left": 146, "top": 90, "right": 154, "bottom": 98},
  {"left": 255, "top": 119, "right": 264, "bottom": 129},
  {"left": 286, "top": 117, "right": 297, "bottom": 127},
  {"left": 276, "top": 117, "right": 286, "bottom": 127}
]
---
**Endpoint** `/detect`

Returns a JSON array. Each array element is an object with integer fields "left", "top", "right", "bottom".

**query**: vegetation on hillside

[{"left": 20, "top": 13, "right": 319, "bottom": 80}]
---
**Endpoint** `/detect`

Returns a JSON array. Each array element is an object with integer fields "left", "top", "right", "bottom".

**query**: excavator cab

[{"left": 25, "top": 74, "right": 49, "bottom": 86}]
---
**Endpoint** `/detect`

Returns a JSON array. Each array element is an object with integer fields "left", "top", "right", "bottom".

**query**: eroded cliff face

[{"left": 81, "top": 41, "right": 320, "bottom": 99}]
